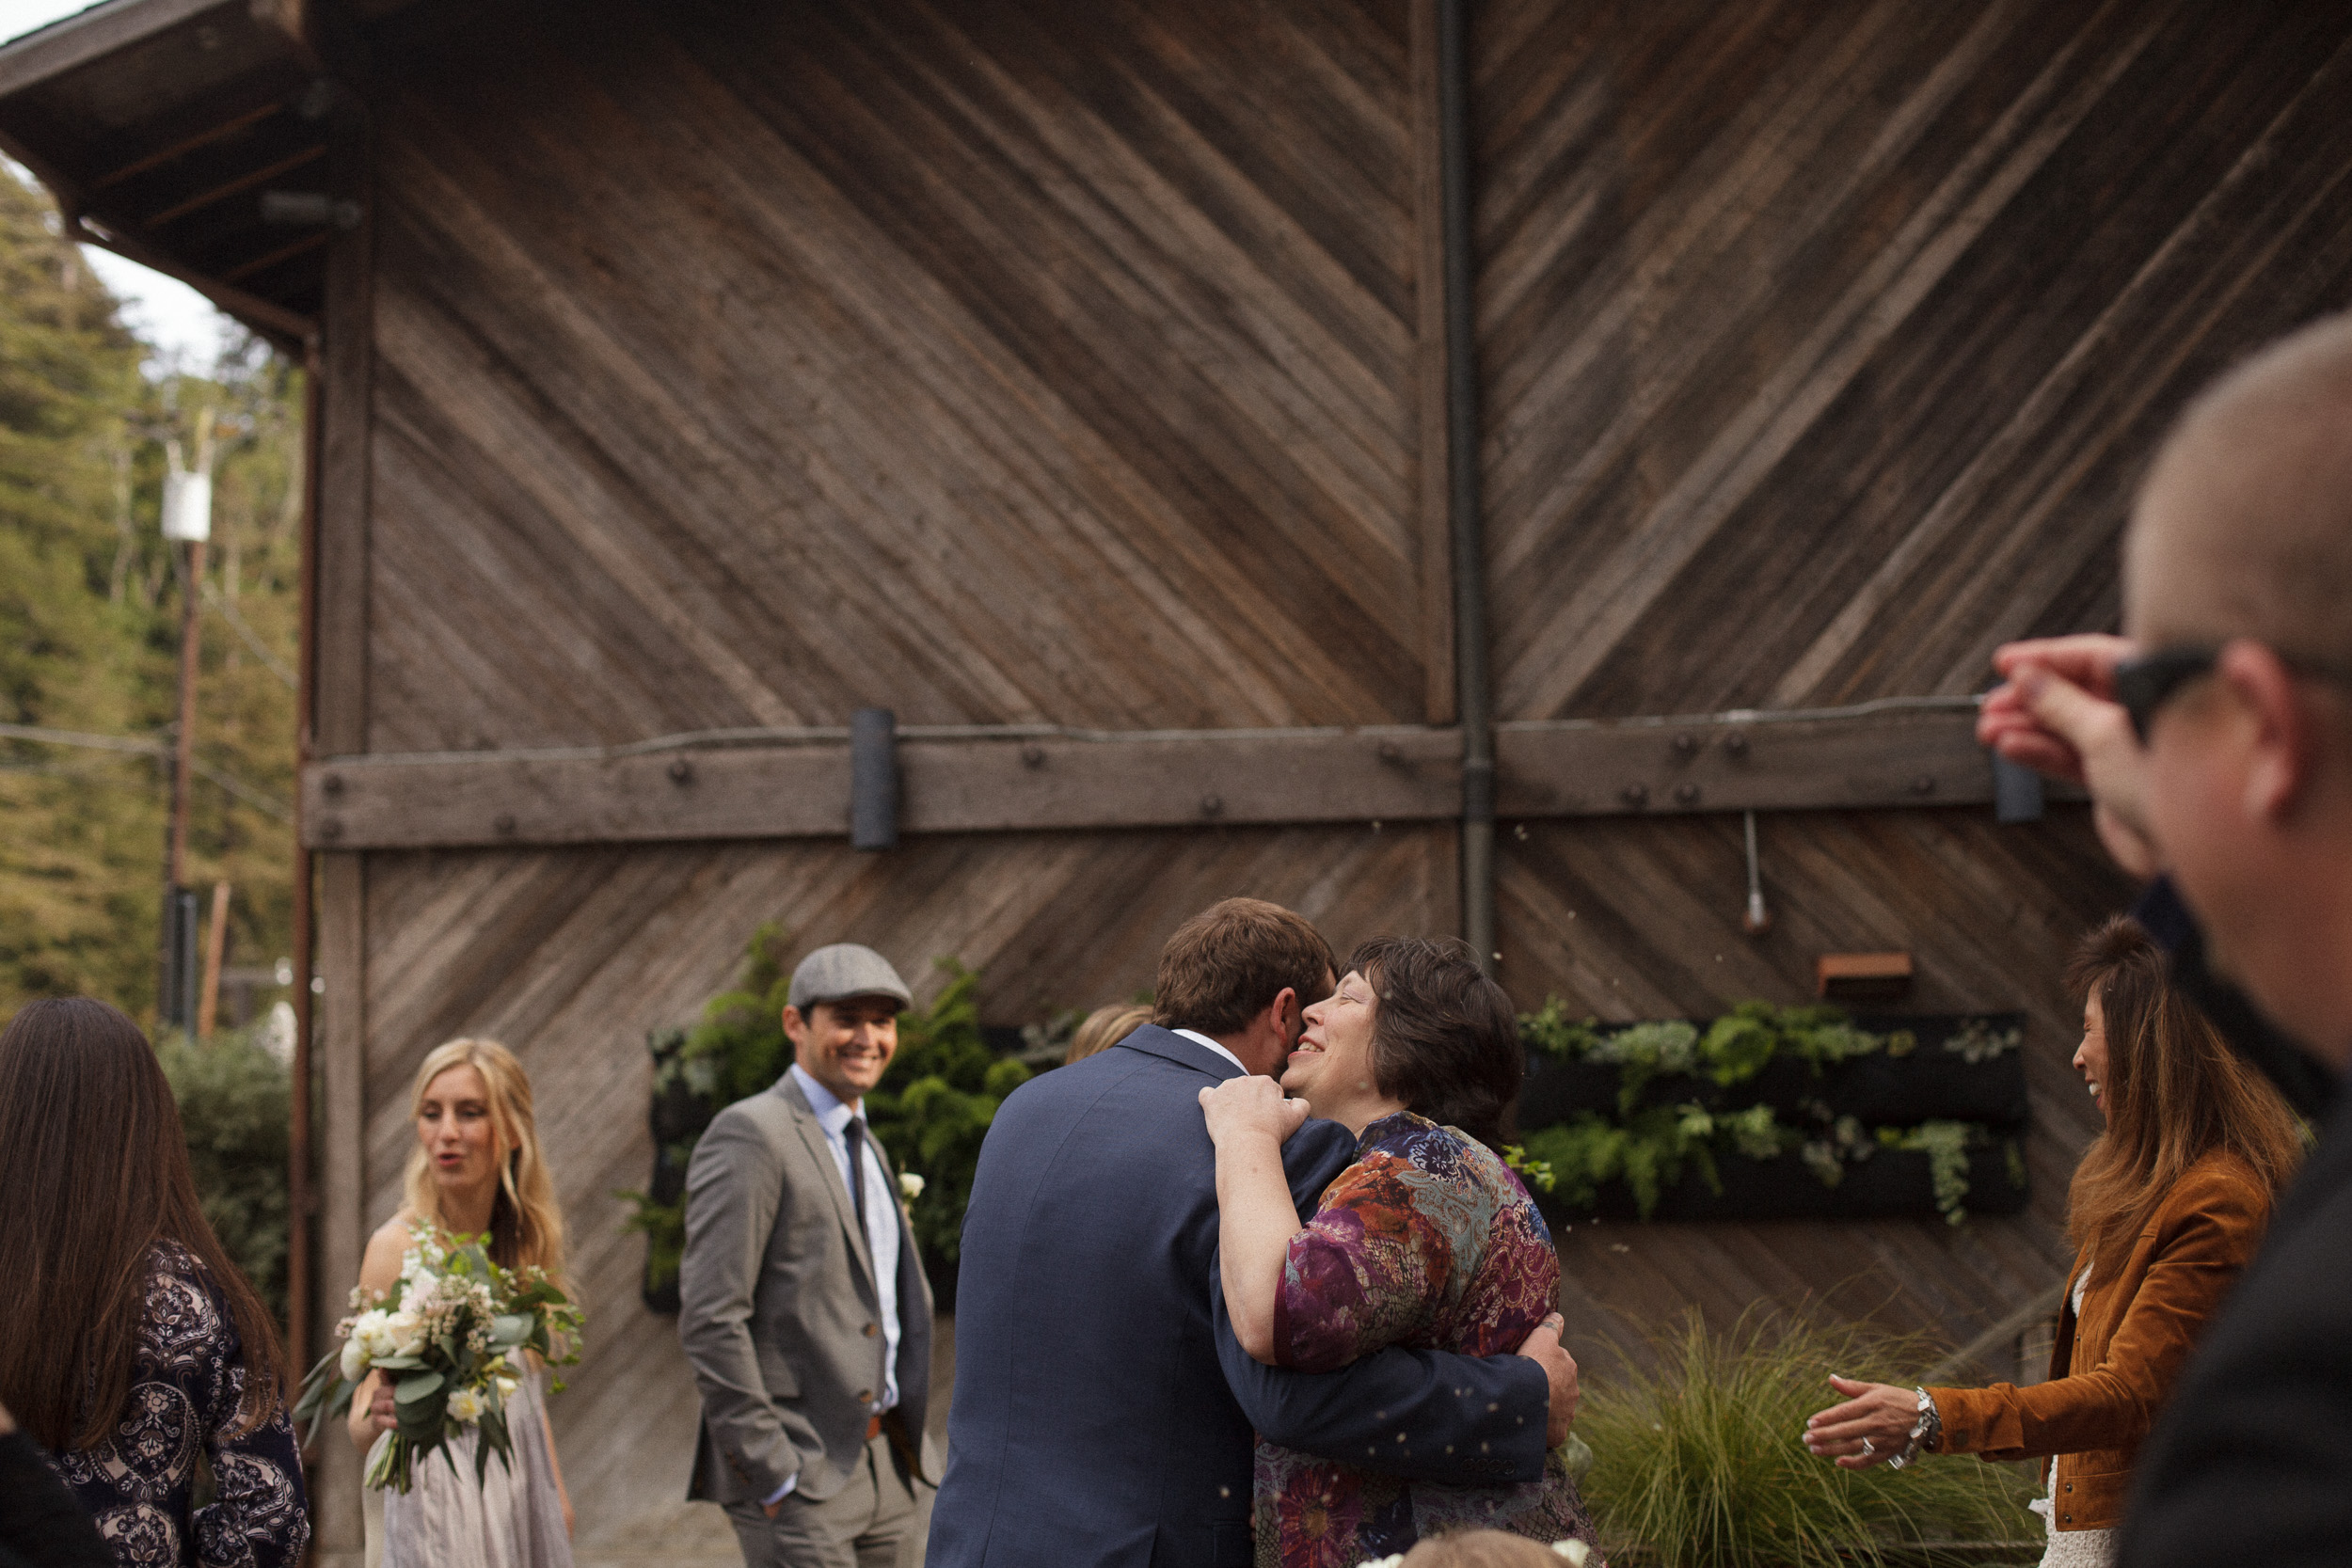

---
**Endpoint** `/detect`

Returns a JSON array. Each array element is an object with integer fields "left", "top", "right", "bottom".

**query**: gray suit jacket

[{"left": 678, "top": 1074, "right": 940, "bottom": 1505}]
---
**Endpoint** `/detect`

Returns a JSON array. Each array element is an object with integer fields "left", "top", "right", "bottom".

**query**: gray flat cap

[{"left": 788, "top": 943, "right": 913, "bottom": 1011}]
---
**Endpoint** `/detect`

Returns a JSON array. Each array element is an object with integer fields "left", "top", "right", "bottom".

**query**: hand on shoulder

[{"left": 1199, "top": 1075, "right": 1310, "bottom": 1148}]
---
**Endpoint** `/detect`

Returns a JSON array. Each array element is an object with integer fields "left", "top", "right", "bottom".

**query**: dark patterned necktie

[{"left": 846, "top": 1116, "right": 870, "bottom": 1240}]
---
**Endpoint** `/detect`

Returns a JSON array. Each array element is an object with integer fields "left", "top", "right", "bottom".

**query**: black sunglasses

[
  {"left": 2112, "top": 642, "right": 2352, "bottom": 743},
  {"left": 2112, "top": 644, "right": 2219, "bottom": 744}
]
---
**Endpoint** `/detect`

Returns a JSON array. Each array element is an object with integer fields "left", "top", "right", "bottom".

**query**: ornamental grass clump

[{"left": 1578, "top": 1307, "right": 2034, "bottom": 1567}]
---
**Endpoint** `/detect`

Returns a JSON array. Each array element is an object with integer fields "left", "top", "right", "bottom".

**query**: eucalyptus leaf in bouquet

[{"left": 294, "top": 1223, "right": 582, "bottom": 1492}]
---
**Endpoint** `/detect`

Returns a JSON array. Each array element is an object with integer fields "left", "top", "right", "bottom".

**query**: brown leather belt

[{"left": 865, "top": 1414, "right": 883, "bottom": 1441}]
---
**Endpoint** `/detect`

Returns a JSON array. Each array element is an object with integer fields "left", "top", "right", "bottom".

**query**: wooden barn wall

[
  {"left": 300, "top": 0, "right": 2352, "bottom": 1557},
  {"left": 315, "top": 0, "right": 1454, "bottom": 1559},
  {"left": 1473, "top": 0, "right": 2352, "bottom": 1375}
]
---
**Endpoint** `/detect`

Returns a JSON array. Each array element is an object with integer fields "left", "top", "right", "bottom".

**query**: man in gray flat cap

[{"left": 679, "top": 943, "right": 942, "bottom": 1568}]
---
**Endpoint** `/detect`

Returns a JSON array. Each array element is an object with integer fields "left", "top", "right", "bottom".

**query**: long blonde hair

[{"left": 403, "top": 1038, "right": 566, "bottom": 1285}]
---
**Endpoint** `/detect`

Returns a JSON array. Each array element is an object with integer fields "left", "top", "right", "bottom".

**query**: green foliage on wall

[{"left": 156, "top": 1026, "right": 291, "bottom": 1323}]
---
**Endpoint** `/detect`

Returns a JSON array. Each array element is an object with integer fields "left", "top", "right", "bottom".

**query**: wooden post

[
  {"left": 198, "top": 880, "right": 230, "bottom": 1037},
  {"left": 167, "top": 539, "right": 205, "bottom": 888}
]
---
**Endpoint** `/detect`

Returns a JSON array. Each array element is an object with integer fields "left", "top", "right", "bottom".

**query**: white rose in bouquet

[
  {"left": 340, "top": 1310, "right": 388, "bottom": 1382},
  {"left": 446, "top": 1386, "right": 486, "bottom": 1424},
  {"left": 381, "top": 1308, "right": 425, "bottom": 1358}
]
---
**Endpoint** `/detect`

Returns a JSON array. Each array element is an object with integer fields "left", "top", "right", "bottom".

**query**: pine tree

[{"left": 0, "top": 166, "right": 302, "bottom": 1019}]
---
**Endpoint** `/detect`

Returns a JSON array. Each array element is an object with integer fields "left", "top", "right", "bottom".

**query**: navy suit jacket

[{"left": 926, "top": 1025, "right": 1550, "bottom": 1568}]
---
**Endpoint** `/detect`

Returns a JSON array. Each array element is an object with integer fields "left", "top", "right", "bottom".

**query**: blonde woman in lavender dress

[{"left": 348, "top": 1039, "right": 575, "bottom": 1568}]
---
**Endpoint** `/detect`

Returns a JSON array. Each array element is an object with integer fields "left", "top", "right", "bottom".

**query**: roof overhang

[{"left": 0, "top": 0, "right": 343, "bottom": 348}]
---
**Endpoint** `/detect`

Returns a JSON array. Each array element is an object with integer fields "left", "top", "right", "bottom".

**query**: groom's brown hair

[{"left": 1153, "top": 897, "right": 1334, "bottom": 1037}]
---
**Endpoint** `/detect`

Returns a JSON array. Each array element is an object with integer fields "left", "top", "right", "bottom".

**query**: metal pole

[
  {"left": 1437, "top": 0, "right": 1496, "bottom": 974},
  {"left": 168, "top": 538, "right": 204, "bottom": 887},
  {"left": 288, "top": 353, "right": 322, "bottom": 1367}
]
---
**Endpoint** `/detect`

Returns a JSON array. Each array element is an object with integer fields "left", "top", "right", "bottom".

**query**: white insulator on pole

[{"left": 161, "top": 469, "right": 212, "bottom": 541}]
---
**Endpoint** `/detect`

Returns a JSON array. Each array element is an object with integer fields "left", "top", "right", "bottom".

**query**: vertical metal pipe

[
  {"left": 287, "top": 352, "right": 322, "bottom": 1366},
  {"left": 1437, "top": 0, "right": 1495, "bottom": 973}
]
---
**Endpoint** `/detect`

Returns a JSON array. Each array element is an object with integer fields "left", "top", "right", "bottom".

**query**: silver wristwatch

[{"left": 1887, "top": 1386, "right": 1941, "bottom": 1470}]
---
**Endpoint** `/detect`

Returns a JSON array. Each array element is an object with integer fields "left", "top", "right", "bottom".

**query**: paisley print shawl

[
  {"left": 42, "top": 1243, "right": 310, "bottom": 1568},
  {"left": 1252, "top": 1113, "right": 1603, "bottom": 1568}
]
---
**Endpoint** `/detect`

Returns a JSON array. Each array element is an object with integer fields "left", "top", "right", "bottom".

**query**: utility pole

[{"left": 158, "top": 417, "right": 215, "bottom": 1031}]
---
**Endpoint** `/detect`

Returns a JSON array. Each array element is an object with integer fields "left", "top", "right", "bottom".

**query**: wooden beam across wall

[{"left": 301, "top": 707, "right": 2074, "bottom": 850}]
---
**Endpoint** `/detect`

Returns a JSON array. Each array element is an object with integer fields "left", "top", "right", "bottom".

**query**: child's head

[{"left": 1397, "top": 1530, "right": 1592, "bottom": 1568}]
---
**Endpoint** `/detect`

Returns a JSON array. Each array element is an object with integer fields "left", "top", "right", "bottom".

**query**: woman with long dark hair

[
  {"left": 0, "top": 998, "right": 310, "bottom": 1568},
  {"left": 1803, "top": 916, "right": 2305, "bottom": 1566}
]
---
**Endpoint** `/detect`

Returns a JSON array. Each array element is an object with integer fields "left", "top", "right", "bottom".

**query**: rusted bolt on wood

[
  {"left": 1621, "top": 783, "right": 1649, "bottom": 807},
  {"left": 1910, "top": 775, "right": 1936, "bottom": 796},
  {"left": 667, "top": 758, "right": 693, "bottom": 784},
  {"left": 1376, "top": 740, "right": 1405, "bottom": 765},
  {"left": 321, "top": 772, "right": 344, "bottom": 796},
  {"left": 1723, "top": 732, "right": 1749, "bottom": 757},
  {"left": 1200, "top": 794, "right": 1224, "bottom": 818},
  {"left": 1021, "top": 743, "right": 1046, "bottom": 768},
  {"left": 494, "top": 814, "right": 516, "bottom": 836},
  {"left": 1674, "top": 783, "right": 1701, "bottom": 805},
  {"left": 1671, "top": 733, "right": 1698, "bottom": 757}
]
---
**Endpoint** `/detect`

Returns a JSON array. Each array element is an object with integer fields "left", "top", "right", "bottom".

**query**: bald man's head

[{"left": 2126, "top": 312, "right": 2352, "bottom": 673}]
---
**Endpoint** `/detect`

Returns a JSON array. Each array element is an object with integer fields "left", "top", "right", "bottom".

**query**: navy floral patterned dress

[
  {"left": 1253, "top": 1112, "right": 1604, "bottom": 1568},
  {"left": 41, "top": 1243, "right": 310, "bottom": 1568}
]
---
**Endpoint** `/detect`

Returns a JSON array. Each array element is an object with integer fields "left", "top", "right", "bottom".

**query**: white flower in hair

[{"left": 1550, "top": 1542, "right": 1592, "bottom": 1565}]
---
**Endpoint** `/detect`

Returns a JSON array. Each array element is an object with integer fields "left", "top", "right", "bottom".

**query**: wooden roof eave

[{"left": 0, "top": 0, "right": 331, "bottom": 349}]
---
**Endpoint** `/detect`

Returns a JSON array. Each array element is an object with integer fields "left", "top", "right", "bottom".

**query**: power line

[
  {"left": 0, "top": 721, "right": 293, "bottom": 821},
  {"left": 200, "top": 579, "right": 299, "bottom": 691}
]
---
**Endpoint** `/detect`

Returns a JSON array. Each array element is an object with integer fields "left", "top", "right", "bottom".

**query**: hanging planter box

[
  {"left": 1537, "top": 1139, "right": 2031, "bottom": 1227},
  {"left": 1517, "top": 1013, "right": 2027, "bottom": 1132}
]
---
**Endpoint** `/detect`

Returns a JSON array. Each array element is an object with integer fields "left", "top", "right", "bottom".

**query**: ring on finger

[{"left": 1861, "top": 1438, "right": 1876, "bottom": 1457}]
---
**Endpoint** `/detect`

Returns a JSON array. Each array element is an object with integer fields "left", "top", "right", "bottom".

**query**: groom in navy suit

[{"left": 928, "top": 898, "right": 1573, "bottom": 1568}]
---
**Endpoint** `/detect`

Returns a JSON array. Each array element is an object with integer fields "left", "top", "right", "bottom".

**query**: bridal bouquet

[{"left": 294, "top": 1224, "right": 583, "bottom": 1492}]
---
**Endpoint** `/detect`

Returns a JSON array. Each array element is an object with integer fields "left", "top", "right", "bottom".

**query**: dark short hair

[
  {"left": 1153, "top": 898, "right": 1335, "bottom": 1037},
  {"left": 1350, "top": 937, "right": 1522, "bottom": 1148}
]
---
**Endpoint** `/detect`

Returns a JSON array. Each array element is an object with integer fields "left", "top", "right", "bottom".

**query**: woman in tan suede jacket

[{"left": 1803, "top": 917, "right": 2304, "bottom": 1566}]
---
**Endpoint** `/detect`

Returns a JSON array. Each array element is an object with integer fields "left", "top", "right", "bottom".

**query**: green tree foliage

[
  {"left": 157, "top": 1025, "right": 292, "bottom": 1322},
  {"left": 0, "top": 166, "right": 302, "bottom": 1019}
]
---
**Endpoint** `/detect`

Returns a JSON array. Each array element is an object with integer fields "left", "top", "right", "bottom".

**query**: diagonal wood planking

[
  {"left": 362, "top": 0, "right": 1441, "bottom": 752},
  {"left": 1477, "top": 0, "right": 2352, "bottom": 721},
  {"left": 1470, "top": 0, "right": 2350, "bottom": 1376}
]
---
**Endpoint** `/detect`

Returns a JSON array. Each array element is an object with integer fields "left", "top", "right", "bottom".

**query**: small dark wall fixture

[{"left": 850, "top": 707, "right": 898, "bottom": 849}]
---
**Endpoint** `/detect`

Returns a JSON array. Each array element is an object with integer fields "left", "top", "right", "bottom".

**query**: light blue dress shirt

[{"left": 763, "top": 1063, "right": 903, "bottom": 1504}]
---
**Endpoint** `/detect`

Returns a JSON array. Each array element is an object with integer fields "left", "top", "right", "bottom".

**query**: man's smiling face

[{"left": 785, "top": 994, "right": 901, "bottom": 1105}]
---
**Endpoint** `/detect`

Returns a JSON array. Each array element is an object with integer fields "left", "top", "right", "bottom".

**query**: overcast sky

[{"left": 3, "top": 0, "right": 241, "bottom": 371}]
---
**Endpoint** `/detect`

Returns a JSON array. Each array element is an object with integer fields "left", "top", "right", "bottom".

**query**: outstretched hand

[
  {"left": 1803, "top": 1375, "right": 1919, "bottom": 1469},
  {"left": 1979, "top": 634, "right": 2160, "bottom": 877},
  {"left": 1199, "top": 1074, "right": 1311, "bottom": 1148},
  {"left": 1515, "top": 1312, "right": 1579, "bottom": 1447}
]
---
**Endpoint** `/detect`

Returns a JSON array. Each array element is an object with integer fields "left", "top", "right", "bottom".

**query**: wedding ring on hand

[{"left": 1861, "top": 1438, "right": 1876, "bottom": 1457}]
